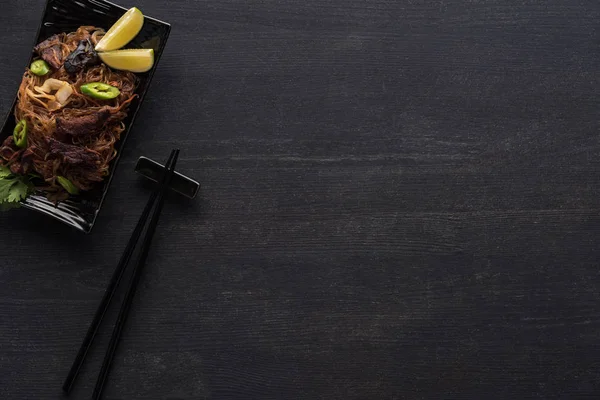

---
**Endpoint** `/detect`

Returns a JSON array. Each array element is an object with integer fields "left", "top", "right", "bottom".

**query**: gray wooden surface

[{"left": 1, "top": 0, "right": 600, "bottom": 399}]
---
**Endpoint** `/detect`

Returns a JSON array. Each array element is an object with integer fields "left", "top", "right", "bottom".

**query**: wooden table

[{"left": 1, "top": 0, "right": 599, "bottom": 398}]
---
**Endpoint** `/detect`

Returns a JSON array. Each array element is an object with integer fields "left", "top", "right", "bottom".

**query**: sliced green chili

[
  {"left": 30, "top": 59, "right": 50, "bottom": 76},
  {"left": 13, "top": 119, "right": 27, "bottom": 148},
  {"left": 80, "top": 82, "right": 120, "bottom": 100},
  {"left": 57, "top": 176, "right": 80, "bottom": 195}
]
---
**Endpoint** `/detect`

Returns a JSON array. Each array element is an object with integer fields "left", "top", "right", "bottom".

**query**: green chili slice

[
  {"left": 57, "top": 176, "right": 80, "bottom": 195},
  {"left": 13, "top": 119, "right": 27, "bottom": 148},
  {"left": 80, "top": 82, "right": 120, "bottom": 100},
  {"left": 30, "top": 60, "right": 50, "bottom": 76}
]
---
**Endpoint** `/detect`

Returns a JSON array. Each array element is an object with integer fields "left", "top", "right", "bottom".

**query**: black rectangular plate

[{"left": 0, "top": 0, "right": 171, "bottom": 233}]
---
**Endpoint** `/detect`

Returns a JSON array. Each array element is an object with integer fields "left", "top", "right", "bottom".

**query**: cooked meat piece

[
  {"left": 9, "top": 161, "right": 22, "bottom": 174},
  {"left": 8, "top": 148, "right": 34, "bottom": 175},
  {"left": 47, "top": 138, "right": 100, "bottom": 167},
  {"left": 1, "top": 136, "right": 14, "bottom": 149},
  {"left": 34, "top": 34, "right": 66, "bottom": 69},
  {"left": 17, "top": 148, "right": 35, "bottom": 174},
  {"left": 0, "top": 149, "right": 13, "bottom": 162},
  {"left": 2, "top": 136, "right": 15, "bottom": 148},
  {"left": 0, "top": 136, "right": 18, "bottom": 162},
  {"left": 55, "top": 108, "right": 111, "bottom": 139}
]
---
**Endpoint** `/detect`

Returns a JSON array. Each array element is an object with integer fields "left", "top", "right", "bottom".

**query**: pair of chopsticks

[{"left": 63, "top": 149, "right": 180, "bottom": 399}]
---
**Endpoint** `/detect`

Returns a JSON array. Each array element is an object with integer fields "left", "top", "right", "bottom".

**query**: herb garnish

[{"left": 0, "top": 166, "right": 33, "bottom": 211}]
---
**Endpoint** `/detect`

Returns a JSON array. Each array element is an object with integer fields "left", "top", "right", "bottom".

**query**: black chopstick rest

[{"left": 135, "top": 156, "right": 200, "bottom": 199}]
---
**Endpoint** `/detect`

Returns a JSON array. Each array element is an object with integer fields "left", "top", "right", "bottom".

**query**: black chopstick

[
  {"left": 62, "top": 149, "right": 178, "bottom": 396},
  {"left": 92, "top": 149, "right": 180, "bottom": 400}
]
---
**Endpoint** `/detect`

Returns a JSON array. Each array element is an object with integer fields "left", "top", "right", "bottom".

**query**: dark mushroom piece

[{"left": 64, "top": 39, "right": 100, "bottom": 75}]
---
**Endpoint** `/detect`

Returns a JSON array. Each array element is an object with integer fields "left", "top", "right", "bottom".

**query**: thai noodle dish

[{"left": 0, "top": 7, "right": 154, "bottom": 209}]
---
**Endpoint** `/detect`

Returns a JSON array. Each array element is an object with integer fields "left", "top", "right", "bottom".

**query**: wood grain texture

[{"left": 1, "top": 0, "right": 600, "bottom": 399}]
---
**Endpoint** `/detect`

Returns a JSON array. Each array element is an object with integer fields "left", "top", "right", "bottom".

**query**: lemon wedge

[
  {"left": 95, "top": 7, "right": 144, "bottom": 52},
  {"left": 99, "top": 49, "right": 154, "bottom": 73}
]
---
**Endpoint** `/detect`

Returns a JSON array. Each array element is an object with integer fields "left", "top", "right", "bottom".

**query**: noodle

[{"left": 0, "top": 26, "right": 137, "bottom": 202}]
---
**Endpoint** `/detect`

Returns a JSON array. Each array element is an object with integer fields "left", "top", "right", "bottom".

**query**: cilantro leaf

[
  {"left": 0, "top": 166, "right": 11, "bottom": 179},
  {"left": 7, "top": 180, "right": 29, "bottom": 202},
  {"left": 0, "top": 169, "right": 32, "bottom": 211},
  {"left": 0, "top": 178, "right": 13, "bottom": 200}
]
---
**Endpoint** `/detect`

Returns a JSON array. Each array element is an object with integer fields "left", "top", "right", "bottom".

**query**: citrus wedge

[
  {"left": 99, "top": 49, "right": 154, "bottom": 73},
  {"left": 95, "top": 7, "right": 144, "bottom": 52}
]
